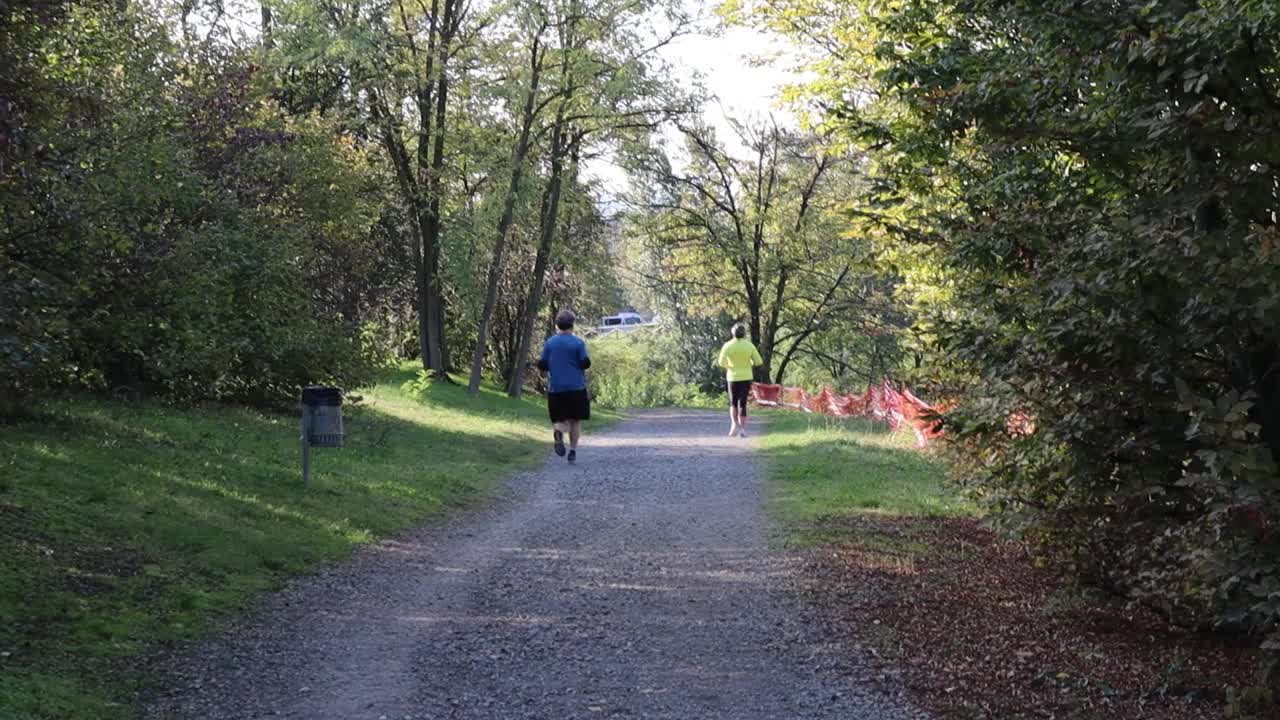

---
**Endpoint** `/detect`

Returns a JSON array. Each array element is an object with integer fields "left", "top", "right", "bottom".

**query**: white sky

[
  {"left": 663, "top": 22, "right": 800, "bottom": 132},
  {"left": 583, "top": 15, "right": 802, "bottom": 198}
]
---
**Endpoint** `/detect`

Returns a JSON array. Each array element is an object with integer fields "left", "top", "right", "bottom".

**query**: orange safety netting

[{"left": 751, "top": 378, "right": 944, "bottom": 449}]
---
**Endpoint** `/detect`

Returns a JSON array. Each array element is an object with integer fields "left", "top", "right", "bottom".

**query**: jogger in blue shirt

[{"left": 537, "top": 310, "right": 591, "bottom": 463}]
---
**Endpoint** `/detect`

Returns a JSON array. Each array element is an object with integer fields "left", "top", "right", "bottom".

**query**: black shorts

[
  {"left": 729, "top": 380, "right": 752, "bottom": 413},
  {"left": 548, "top": 389, "right": 591, "bottom": 423}
]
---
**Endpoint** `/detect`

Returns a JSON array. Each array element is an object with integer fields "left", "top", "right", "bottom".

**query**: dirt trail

[{"left": 146, "top": 410, "right": 925, "bottom": 720}]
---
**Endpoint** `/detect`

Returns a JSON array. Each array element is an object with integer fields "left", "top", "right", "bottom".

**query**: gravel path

[{"left": 145, "top": 410, "right": 926, "bottom": 720}]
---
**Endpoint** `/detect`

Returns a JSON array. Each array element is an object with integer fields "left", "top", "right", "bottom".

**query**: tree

[
  {"left": 467, "top": 0, "right": 691, "bottom": 396},
  {"left": 628, "top": 119, "right": 887, "bottom": 385},
  {"left": 466, "top": 3, "right": 553, "bottom": 394},
  {"left": 741, "top": 0, "right": 1280, "bottom": 664},
  {"left": 270, "top": 0, "right": 481, "bottom": 378},
  {"left": 1, "top": 1, "right": 396, "bottom": 409},
  {"left": 500, "top": 0, "right": 692, "bottom": 398}
]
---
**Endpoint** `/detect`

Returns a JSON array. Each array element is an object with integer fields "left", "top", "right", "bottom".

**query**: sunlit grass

[
  {"left": 0, "top": 364, "right": 617, "bottom": 719},
  {"left": 758, "top": 411, "right": 973, "bottom": 548}
]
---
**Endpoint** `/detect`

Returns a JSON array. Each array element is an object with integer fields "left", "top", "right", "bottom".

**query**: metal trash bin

[
  {"left": 302, "top": 386, "right": 344, "bottom": 447},
  {"left": 301, "top": 386, "right": 343, "bottom": 486}
]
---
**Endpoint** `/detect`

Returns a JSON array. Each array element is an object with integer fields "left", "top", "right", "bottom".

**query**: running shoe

[
  {"left": 553, "top": 429, "right": 566, "bottom": 457},
  {"left": 567, "top": 449, "right": 576, "bottom": 464}
]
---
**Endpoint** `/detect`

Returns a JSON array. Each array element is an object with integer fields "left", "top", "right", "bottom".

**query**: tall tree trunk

[
  {"left": 260, "top": 2, "right": 274, "bottom": 48},
  {"left": 418, "top": 0, "right": 459, "bottom": 377},
  {"left": 408, "top": 0, "right": 443, "bottom": 375},
  {"left": 761, "top": 266, "right": 787, "bottom": 382},
  {"left": 508, "top": 120, "right": 571, "bottom": 398},
  {"left": 771, "top": 265, "right": 850, "bottom": 384},
  {"left": 1250, "top": 342, "right": 1280, "bottom": 462},
  {"left": 467, "top": 32, "right": 545, "bottom": 395},
  {"left": 414, "top": 230, "right": 437, "bottom": 371},
  {"left": 501, "top": 182, "right": 554, "bottom": 385},
  {"left": 435, "top": 280, "right": 449, "bottom": 370},
  {"left": 760, "top": 157, "right": 828, "bottom": 385},
  {"left": 380, "top": 0, "right": 444, "bottom": 374},
  {"left": 747, "top": 282, "right": 766, "bottom": 381},
  {"left": 371, "top": 98, "right": 435, "bottom": 369}
]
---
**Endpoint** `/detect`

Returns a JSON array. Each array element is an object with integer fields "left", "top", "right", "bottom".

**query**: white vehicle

[{"left": 591, "top": 311, "right": 657, "bottom": 335}]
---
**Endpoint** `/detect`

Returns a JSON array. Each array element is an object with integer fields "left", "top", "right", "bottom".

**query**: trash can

[{"left": 302, "top": 386, "right": 344, "bottom": 448}]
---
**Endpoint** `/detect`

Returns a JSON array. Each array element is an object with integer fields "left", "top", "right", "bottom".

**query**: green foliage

[
  {"left": 586, "top": 330, "right": 724, "bottom": 408},
  {"left": 1, "top": 3, "right": 404, "bottom": 411},
  {"left": 0, "top": 366, "right": 568, "bottom": 718},
  {"left": 3, "top": 0, "right": 672, "bottom": 410},
  {"left": 743, "top": 0, "right": 1280, "bottom": 668}
]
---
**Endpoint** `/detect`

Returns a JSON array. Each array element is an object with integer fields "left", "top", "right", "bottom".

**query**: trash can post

[
  {"left": 301, "top": 407, "right": 312, "bottom": 487},
  {"left": 300, "top": 386, "right": 344, "bottom": 487}
]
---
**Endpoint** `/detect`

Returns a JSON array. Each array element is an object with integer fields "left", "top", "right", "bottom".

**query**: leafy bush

[
  {"left": 587, "top": 330, "right": 723, "bottom": 409},
  {"left": 748, "top": 0, "right": 1280, "bottom": 675},
  {"left": 0, "top": 4, "right": 402, "bottom": 411}
]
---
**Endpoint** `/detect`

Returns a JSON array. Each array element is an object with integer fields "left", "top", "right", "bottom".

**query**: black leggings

[{"left": 729, "top": 380, "right": 752, "bottom": 415}]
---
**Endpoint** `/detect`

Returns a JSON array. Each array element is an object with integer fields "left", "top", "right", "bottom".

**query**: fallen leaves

[{"left": 797, "top": 516, "right": 1265, "bottom": 719}]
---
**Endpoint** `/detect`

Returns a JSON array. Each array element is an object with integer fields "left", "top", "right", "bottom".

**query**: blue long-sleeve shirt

[{"left": 538, "top": 333, "right": 590, "bottom": 392}]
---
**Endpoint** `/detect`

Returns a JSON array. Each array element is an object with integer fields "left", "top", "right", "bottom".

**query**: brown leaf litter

[{"left": 797, "top": 516, "right": 1269, "bottom": 719}]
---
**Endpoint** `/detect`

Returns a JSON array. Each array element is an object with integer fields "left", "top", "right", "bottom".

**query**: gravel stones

[{"left": 143, "top": 410, "right": 927, "bottom": 720}]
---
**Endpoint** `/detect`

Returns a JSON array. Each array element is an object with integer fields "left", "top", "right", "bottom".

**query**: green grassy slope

[
  {"left": 0, "top": 367, "right": 610, "bottom": 719},
  {"left": 758, "top": 411, "right": 972, "bottom": 547}
]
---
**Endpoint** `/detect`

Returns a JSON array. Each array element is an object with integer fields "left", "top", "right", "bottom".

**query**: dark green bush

[
  {"left": 1, "top": 2, "right": 401, "bottom": 412},
  {"left": 782, "top": 0, "right": 1280, "bottom": 671}
]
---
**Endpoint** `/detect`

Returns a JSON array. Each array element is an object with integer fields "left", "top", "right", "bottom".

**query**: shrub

[
  {"left": 0, "top": 6, "right": 401, "bottom": 411},
  {"left": 795, "top": 0, "right": 1280, "bottom": 673},
  {"left": 587, "top": 330, "right": 723, "bottom": 409}
]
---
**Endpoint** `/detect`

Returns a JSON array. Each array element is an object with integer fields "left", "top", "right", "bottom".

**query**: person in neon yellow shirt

[{"left": 717, "top": 322, "right": 763, "bottom": 437}]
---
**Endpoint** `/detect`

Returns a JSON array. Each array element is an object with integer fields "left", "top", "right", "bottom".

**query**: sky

[
  {"left": 663, "top": 22, "right": 800, "bottom": 131},
  {"left": 583, "top": 11, "right": 802, "bottom": 197}
]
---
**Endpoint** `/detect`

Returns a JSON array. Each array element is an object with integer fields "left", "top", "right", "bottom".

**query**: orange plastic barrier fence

[{"left": 751, "top": 378, "right": 942, "bottom": 449}]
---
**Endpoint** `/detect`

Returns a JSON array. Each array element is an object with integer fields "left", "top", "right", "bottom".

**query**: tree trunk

[
  {"left": 761, "top": 262, "right": 789, "bottom": 380},
  {"left": 407, "top": 0, "right": 443, "bottom": 376},
  {"left": 435, "top": 285, "right": 449, "bottom": 371},
  {"left": 371, "top": 100, "right": 435, "bottom": 370},
  {"left": 748, "top": 288, "right": 766, "bottom": 382},
  {"left": 375, "top": 0, "right": 448, "bottom": 376},
  {"left": 774, "top": 348, "right": 796, "bottom": 385},
  {"left": 1250, "top": 342, "right": 1280, "bottom": 462},
  {"left": 771, "top": 265, "right": 850, "bottom": 385},
  {"left": 418, "top": 0, "right": 459, "bottom": 377},
  {"left": 467, "top": 144, "right": 532, "bottom": 393},
  {"left": 501, "top": 182, "right": 554, "bottom": 385},
  {"left": 467, "top": 32, "right": 545, "bottom": 395},
  {"left": 260, "top": 2, "right": 274, "bottom": 48},
  {"left": 508, "top": 121, "right": 570, "bottom": 398}
]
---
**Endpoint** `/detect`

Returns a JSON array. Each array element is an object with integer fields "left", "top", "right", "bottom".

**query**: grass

[
  {"left": 757, "top": 411, "right": 973, "bottom": 548},
  {"left": 0, "top": 365, "right": 616, "bottom": 719},
  {"left": 756, "top": 409, "right": 977, "bottom": 673}
]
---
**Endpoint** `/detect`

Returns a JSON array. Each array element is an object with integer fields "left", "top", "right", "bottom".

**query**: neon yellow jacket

[{"left": 717, "top": 338, "right": 763, "bottom": 383}]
